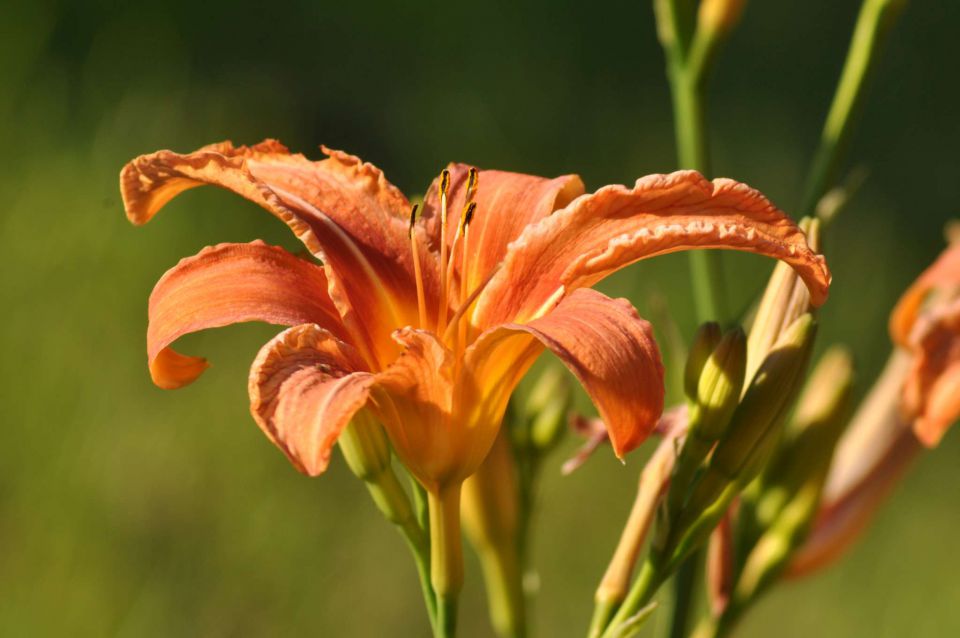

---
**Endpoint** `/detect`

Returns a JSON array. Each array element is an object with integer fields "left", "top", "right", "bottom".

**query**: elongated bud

[
  {"left": 693, "top": 327, "right": 747, "bottom": 441},
  {"left": 685, "top": 322, "right": 722, "bottom": 401},
  {"left": 685, "top": 314, "right": 817, "bottom": 518},
  {"left": 339, "top": 409, "right": 392, "bottom": 480},
  {"left": 698, "top": 0, "right": 747, "bottom": 37},
  {"left": 770, "top": 347, "right": 855, "bottom": 500},
  {"left": 667, "top": 327, "right": 746, "bottom": 517},
  {"left": 462, "top": 432, "right": 525, "bottom": 637},
  {"left": 740, "top": 347, "right": 856, "bottom": 558},
  {"left": 339, "top": 410, "right": 418, "bottom": 529},
  {"left": 516, "top": 366, "right": 571, "bottom": 453},
  {"left": 747, "top": 218, "right": 820, "bottom": 383}
]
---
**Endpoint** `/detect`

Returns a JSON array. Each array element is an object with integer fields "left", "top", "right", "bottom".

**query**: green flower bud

[
  {"left": 339, "top": 409, "right": 392, "bottom": 480},
  {"left": 755, "top": 346, "right": 855, "bottom": 529},
  {"left": 667, "top": 327, "right": 746, "bottom": 516},
  {"left": 685, "top": 322, "right": 722, "bottom": 402},
  {"left": 693, "top": 326, "right": 747, "bottom": 442},
  {"left": 508, "top": 366, "right": 573, "bottom": 453},
  {"left": 339, "top": 410, "right": 416, "bottom": 528},
  {"left": 683, "top": 314, "right": 817, "bottom": 520}
]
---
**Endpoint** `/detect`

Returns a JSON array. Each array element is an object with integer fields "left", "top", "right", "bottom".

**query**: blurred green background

[{"left": 2, "top": 0, "right": 958, "bottom": 636}]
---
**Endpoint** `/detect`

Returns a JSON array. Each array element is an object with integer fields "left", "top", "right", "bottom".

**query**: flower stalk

[
  {"left": 338, "top": 413, "right": 436, "bottom": 626},
  {"left": 429, "top": 483, "right": 464, "bottom": 638},
  {"left": 800, "top": 0, "right": 908, "bottom": 217}
]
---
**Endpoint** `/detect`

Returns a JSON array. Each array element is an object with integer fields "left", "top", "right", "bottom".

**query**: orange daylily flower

[
  {"left": 889, "top": 242, "right": 960, "bottom": 446},
  {"left": 121, "top": 139, "right": 829, "bottom": 492},
  {"left": 790, "top": 241, "right": 960, "bottom": 576}
]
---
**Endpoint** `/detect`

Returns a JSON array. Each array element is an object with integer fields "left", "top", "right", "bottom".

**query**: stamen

[
  {"left": 456, "top": 208, "right": 474, "bottom": 354},
  {"left": 462, "top": 200, "right": 477, "bottom": 228},
  {"left": 408, "top": 203, "right": 427, "bottom": 328},
  {"left": 444, "top": 201, "right": 477, "bottom": 301},
  {"left": 442, "top": 261, "right": 500, "bottom": 345},
  {"left": 466, "top": 167, "right": 479, "bottom": 197},
  {"left": 437, "top": 169, "right": 451, "bottom": 333}
]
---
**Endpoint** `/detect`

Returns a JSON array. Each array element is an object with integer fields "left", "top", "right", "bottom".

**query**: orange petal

[
  {"left": 122, "top": 140, "right": 438, "bottom": 365},
  {"left": 148, "top": 241, "right": 347, "bottom": 389},
  {"left": 372, "top": 329, "right": 468, "bottom": 487},
  {"left": 468, "top": 288, "right": 664, "bottom": 458},
  {"left": 788, "top": 352, "right": 918, "bottom": 577},
  {"left": 248, "top": 324, "right": 373, "bottom": 475},
  {"left": 422, "top": 165, "right": 585, "bottom": 290},
  {"left": 889, "top": 242, "right": 960, "bottom": 346},
  {"left": 474, "top": 171, "right": 831, "bottom": 327},
  {"left": 900, "top": 297, "right": 960, "bottom": 445}
]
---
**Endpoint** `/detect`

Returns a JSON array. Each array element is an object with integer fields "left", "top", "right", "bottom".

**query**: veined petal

[
  {"left": 147, "top": 241, "right": 346, "bottom": 389},
  {"left": 122, "top": 140, "right": 438, "bottom": 366},
  {"left": 248, "top": 324, "right": 373, "bottom": 476},
  {"left": 474, "top": 171, "right": 831, "bottom": 327},
  {"left": 422, "top": 164, "right": 585, "bottom": 290},
  {"left": 468, "top": 289, "right": 665, "bottom": 458},
  {"left": 890, "top": 242, "right": 960, "bottom": 346}
]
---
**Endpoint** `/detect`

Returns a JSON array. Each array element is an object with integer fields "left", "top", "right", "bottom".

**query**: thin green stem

[
  {"left": 600, "top": 560, "right": 663, "bottom": 638},
  {"left": 664, "top": 18, "right": 727, "bottom": 325},
  {"left": 363, "top": 470, "right": 437, "bottom": 630},
  {"left": 667, "top": 549, "right": 700, "bottom": 638},
  {"left": 429, "top": 483, "right": 464, "bottom": 638},
  {"left": 799, "top": 0, "right": 907, "bottom": 218}
]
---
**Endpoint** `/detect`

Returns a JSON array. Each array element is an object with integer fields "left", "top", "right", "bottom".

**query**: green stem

[
  {"left": 659, "top": 2, "right": 726, "bottom": 633},
  {"left": 429, "top": 483, "right": 464, "bottom": 638},
  {"left": 799, "top": 0, "right": 908, "bottom": 217},
  {"left": 600, "top": 560, "right": 664, "bottom": 638},
  {"left": 668, "top": 550, "right": 700, "bottom": 638},
  {"left": 668, "top": 68, "right": 727, "bottom": 324}
]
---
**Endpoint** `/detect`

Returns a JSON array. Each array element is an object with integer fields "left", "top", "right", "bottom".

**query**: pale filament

[
  {"left": 437, "top": 170, "right": 451, "bottom": 334},
  {"left": 407, "top": 203, "right": 428, "bottom": 329}
]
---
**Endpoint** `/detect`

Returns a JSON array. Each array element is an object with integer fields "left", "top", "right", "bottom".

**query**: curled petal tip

[{"left": 150, "top": 348, "right": 209, "bottom": 389}]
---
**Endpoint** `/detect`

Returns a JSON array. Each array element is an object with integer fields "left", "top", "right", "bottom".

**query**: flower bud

[
  {"left": 462, "top": 432, "right": 525, "bottom": 637},
  {"left": 667, "top": 327, "right": 746, "bottom": 516},
  {"left": 746, "top": 217, "right": 820, "bottom": 383},
  {"left": 512, "top": 366, "right": 572, "bottom": 454},
  {"left": 339, "top": 410, "right": 417, "bottom": 529},
  {"left": 740, "top": 345, "right": 864, "bottom": 592},
  {"left": 697, "top": 0, "right": 747, "bottom": 38},
  {"left": 693, "top": 327, "right": 747, "bottom": 442},
  {"left": 685, "top": 314, "right": 817, "bottom": 518},
  {"left": 685, "top": 322, "right": 723, "bottom": 402},
  {"left": 754, "top": 347, "right": 856, "bottom": 530},
  {"left": 339, "top": 409, "right": 392, "bottom": 481}
]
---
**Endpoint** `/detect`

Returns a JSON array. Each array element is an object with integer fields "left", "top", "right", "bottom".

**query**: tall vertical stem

[
  {"left": 800, "top": 0, "right": 908, "bottom": 218},
  {"left": 429, "top": 483, "right": 464, "bottom": 638}
]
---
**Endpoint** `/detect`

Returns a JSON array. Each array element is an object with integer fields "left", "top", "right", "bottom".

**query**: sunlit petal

[
  {"left": 889, "top": 242, "right": 960, "bottom": 346},
  {"left": 422, "top": 165, "right": 585, "bottom": 290},
  {"left": 248, "top": 324, "right": 373, "bottom": 475},
  {"left": 147, "top": 241, "right": 346, "bottom": 389},
  {"left": 475, "top": 171, "right": 831, "bottom": 326},
  {"left": 122, "top": 140, "right": 438, "bottom": 366},
  {"left": 468, "top": 289, "right": 664, "bottom": 458}
]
